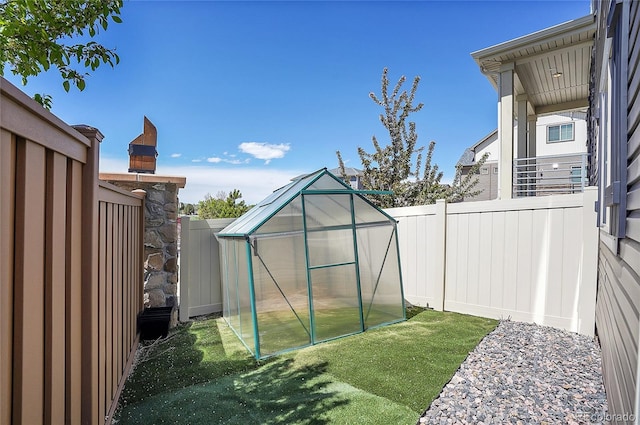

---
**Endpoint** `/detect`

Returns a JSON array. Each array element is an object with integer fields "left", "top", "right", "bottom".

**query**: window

[
  {"left": 493, "top": 166, "right": 499, "bottom": 174},
  {"left": 480, "top": 167, "right": 489, "bottom": 175},
  {"left": 547, "top": 123, "right": 574, "bottom": 142}
]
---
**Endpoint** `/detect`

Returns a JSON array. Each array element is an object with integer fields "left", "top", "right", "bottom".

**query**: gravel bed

[{"left": 418, "top": 320, "right": 608, "bottom": 425}]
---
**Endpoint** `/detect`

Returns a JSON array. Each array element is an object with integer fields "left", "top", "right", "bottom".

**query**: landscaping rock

[
  {"left": 164, "top": 257, "right": 178, "bottom": 273},
  {"left": 417, "top": 321, "right": 608, "bottom": 425},
  {"left": 144, "top": 230, "right": 164, "bottom": 249},
  {"left": 145, "top": 252, "right": 164, "bottom": 271},
  {"left": 147, "top": 289, "right": 165, "bottom": 307},
  {"left": 144, "top": 273, "right": 164, "bottom": 290}
]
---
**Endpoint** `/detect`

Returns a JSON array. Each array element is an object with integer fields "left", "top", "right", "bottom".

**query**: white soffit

[{"left": 471, "top": 14, "right": 596, "bottom": 114}]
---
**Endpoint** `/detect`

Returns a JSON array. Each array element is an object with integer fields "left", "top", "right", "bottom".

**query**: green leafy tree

[
  {"left": 337, "top": 67, "right": 487, "bottom": 207},
  {"left": 0, "top": 0, "right": 123, "bottom": 107},
  {"left": 179, "top": 202, "right": 196, "bottom": 215},
  {"left": 197, "top": 189, "right": 251, "bottom": 219}
]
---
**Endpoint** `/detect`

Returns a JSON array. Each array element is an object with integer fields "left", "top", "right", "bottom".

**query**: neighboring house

[
  {"left": 589, "top": 0, "right": 640, "bottom": 422},
  {"left": 472, "top": 5, "right": 640, "bottom": 423},
  {"left": 459, "top": 112, "right": 589, "bottom": 201},
  {"left": 295, "top": 167, "right": 364, "bottom": 190},
  {"left": 458, "top": 130, "right": 499, "bottom": 201},
  {"left": 328, "top": 167, "right": 364, "bottom": 190},
  {"left": 471, "top": 14, "right": 595, "bottom": 199}
]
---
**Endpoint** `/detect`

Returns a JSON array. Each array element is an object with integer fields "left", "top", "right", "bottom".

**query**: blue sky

[{"left": 4, "top": 0, "right": 591, "bottom": 204}]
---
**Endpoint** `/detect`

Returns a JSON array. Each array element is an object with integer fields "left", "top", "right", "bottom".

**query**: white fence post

[
  {"left": 178, "top": 215, "right": 190, "bottom": 323},
  {"left": 433, "top": 199, "right": 447, "bottom": 311},
  {"left": 578, "top": 187, "right": 599, "bottom": 336}
]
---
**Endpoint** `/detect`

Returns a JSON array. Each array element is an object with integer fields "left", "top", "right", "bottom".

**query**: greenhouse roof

[{"left": 217, "top": 168, "right": 393, "bottom": 237}]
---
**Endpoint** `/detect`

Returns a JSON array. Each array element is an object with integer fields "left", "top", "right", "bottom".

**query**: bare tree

[{"left": 337, "top": 68, "right": 486, "bottom": 207}]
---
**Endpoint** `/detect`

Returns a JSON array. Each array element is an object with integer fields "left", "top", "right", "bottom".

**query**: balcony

[{"left": 513, "top": 152, "right": 589, "bottom": 197}]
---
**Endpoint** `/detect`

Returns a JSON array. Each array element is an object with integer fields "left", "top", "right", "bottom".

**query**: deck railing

[
  {"left": 513, "top": 152, "right": 589, "bottom": 197},
  {"left": 1, "top": 77, "right": 144, "bottom": 424}
]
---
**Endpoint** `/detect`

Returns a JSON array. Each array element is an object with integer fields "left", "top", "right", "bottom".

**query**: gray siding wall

[
  {"left": 461, "top": 162, "right": 498, "bottom": 201},
  {"left": 594, "top": 1, "right": 640, "bottom": 422}
]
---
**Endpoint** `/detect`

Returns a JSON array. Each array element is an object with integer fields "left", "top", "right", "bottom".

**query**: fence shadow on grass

[
  {"left": 118, "top": 357, "right": 348, "bottom": 425},
  {"left": 118, "top": 319, "right": 257, "bottom": 407},
  {"left": 117, "top": 317, "right": 348, "bottom": 424}
]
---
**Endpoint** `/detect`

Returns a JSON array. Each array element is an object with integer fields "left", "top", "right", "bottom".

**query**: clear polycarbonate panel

[
  {"left": 356, "top": 224, "right": 404, "bottom": 328},
  {"left": 220, "top": 239, "right": 230, "bottom": 319},
  {"left": 236, "top": 239, "right": 255, "bottom": 353},
  {"left": 251, "top": 234, "right": 311, "bottom": 356},
  {"left": 303, "top": 193, "right": 352, "bottom": 230},
  {"left": 307, "top": 173, "right": 350, "bottom": 190},
  {"left": 222, "top": 239, "right": 241, "bottom": 333},
  {"left": 218, "top": 168, "right": 408, "bottom": 358},
  {"left": 254, "top": 195, "right": 304, "bottom": 236},
  {"left": 352, "top": 195, "right": 394, "bottom": 225},
  {"left": 307, "top": 228, "right": 354, "bottom": 268},
  {"left": 219, "top": 169, "right": 325, "bottom": 236},
  {"left": 310, "top": 264, "right": 362, "bottom": 342}
]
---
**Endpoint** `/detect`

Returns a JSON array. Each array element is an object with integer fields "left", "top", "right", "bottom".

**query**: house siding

[
  {"left": 461, "top": 162, "right": 498, "bottom": 201},
  {"left": 593, "top": 0, "right": 640, "bottom": 422},
  {"left": 598, "top": 240, "right": 639, "bottom": 420}
]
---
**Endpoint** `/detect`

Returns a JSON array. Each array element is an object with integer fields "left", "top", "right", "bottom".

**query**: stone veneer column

[{"left": 99, "top": 173, "right": 186, "bottom": 319}]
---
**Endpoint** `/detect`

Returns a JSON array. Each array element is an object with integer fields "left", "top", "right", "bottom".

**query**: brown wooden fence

[{"left": 0, "top": 77, "right": 144, "bottom": 424}]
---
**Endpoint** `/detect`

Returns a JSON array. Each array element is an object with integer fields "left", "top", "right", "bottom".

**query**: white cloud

[
  {"left": 192, "top": 159, "right": 202, "bottom": 163},
  {"left": 99, "top": 155, "right": 303, "bottom": 204},
  {"left": 205, "top": 156, "right": 250, "bottom": 165},
  {"left": 225, "top": 158, "right": 251, "bottom": 165},
  {"left": 239, "top": 142, "right": 290, "bottom": 164},
  {"left": 170, "top": 153, "right": 182, "bottom": 158}
]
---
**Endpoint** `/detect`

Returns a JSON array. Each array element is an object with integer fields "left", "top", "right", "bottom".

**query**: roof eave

[
  {"left": 471, "top": 14, "right": 595, "bottom": 91},
  {"left": 471, "top": 14, "right": 595, "bottom": 63}
]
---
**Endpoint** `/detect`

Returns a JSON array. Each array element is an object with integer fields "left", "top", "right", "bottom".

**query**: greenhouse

[{"left": 216, "top": 168, "right": 405, "bottom": 359}]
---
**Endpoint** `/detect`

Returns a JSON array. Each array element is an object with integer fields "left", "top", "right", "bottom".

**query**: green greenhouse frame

[{"left": 216, "top": 168, "right": 405, "bottom": 359}]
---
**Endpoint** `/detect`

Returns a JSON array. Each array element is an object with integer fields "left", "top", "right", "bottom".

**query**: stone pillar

[{"left": 99, "top": 173, "right": 186, "bottom": 324}]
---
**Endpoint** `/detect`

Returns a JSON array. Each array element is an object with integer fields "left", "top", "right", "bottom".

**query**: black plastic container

[{"left": 137, "top": 306, "right": 173, "bottom": 340}]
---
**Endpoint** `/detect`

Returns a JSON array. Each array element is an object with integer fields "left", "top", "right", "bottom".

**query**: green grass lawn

[{"left": 114, "top": 308, "right": 497, "bottom": 424}]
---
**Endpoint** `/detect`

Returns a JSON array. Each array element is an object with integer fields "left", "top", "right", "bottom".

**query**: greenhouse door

[{"left": 302, "top": 193, "right": 364, "bottom": 343}]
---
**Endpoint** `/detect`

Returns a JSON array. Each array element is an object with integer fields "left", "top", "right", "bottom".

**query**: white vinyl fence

[
  {"left": 178, "top": 188, "right": 599, "bottom": 336},
  {"left": 388, "top": 187, "right": 598, "bottom": 336},
  {"left": 178, "top": 217, "right": 235, "bottom": 322}
]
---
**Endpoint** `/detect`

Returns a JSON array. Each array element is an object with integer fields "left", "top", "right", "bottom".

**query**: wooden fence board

[
  {"left": 124, "top": 207, "right": 130, "bottom": 356},
  {"left": 2, "top": 77, "right": 145, "bottom": 425},
  {"left": 115, "top": 205, "right": 123, "bottom": 393},
  {"left": 98, "top": 202, "right": 107, "bottom": 423},
  {"left": 66, "top": 160, "right": 83, "bottom": 424},
  {"left": 0, "top": 130, "right": 15, "bottom": 425},
  {"left": 14, "top": 139, "right": 46, "bottom": 424},
  {"left": 106, "top": 203, "right": 114, "bottom": 405},
  {"left": 45, "top": 152, "right": 67, "bottom": 424},
  {"left": 5, "top": 92, "right": 92, "bottom": 161}
]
